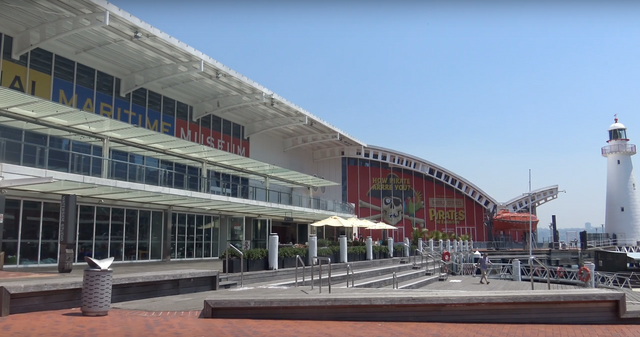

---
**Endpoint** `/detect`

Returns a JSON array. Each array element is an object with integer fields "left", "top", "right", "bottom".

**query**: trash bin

[{"left": 81, "top": 256, "right": 114, "bottom": 316}]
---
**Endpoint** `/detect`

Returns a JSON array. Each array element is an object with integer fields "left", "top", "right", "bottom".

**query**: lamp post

[{"left": 528, "top": 169, "right": 534, "bottom": 290}]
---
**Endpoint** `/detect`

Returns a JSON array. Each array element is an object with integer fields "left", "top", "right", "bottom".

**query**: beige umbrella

[
  {"left": 364, "top": 221, "right": 397, "bottom": 230},
  {"left": 310, "top": 216, "right": 353, "bottom": 227}
]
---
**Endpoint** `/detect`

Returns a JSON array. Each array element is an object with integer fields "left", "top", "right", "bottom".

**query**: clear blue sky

[{"left": 111, "top": 0, "right": 640, "bottom": 229}]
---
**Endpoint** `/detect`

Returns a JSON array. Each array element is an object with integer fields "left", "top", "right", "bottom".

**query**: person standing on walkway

[{"left": 479, "top": 253, "right": 491, "bottom": 284}]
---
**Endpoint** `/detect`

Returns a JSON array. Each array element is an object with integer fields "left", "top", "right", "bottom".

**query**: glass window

[
  {"left": 145, "top": 156, "right": 159, "bottom": 186},
  {"left": 75, "top": 63, "right": 95, "bottom": 90},
  {"left": 1, "top": 199, "right": 21, "bottom": 266},
  {"left": 92, "top": 145, "right": 103, "bottom": 177},
  {"left": 188, "top": 165, "right": 199, "bottom": 191},
  {"left": 212, "top": 115, "right": 221, "bottom": 134},
  {"left": 150, "top": 211, "right": 163, "bottom": 260},
  {"left": 95, "top": 206, "right": 110, "bottom": 259},
  {"left": 138, "top": 210, "right": 151, "bottom": 260},
  {"left": 176, "top": 213, "right": 186, "bottom": 259},
  {"left": 125, "top": 209, "right": 138, "bottom": 261},
  {"left": 96, "top": 71, "right": 114, "bottom": 96},
  {"left": 111, "top": 150, "right": 128, "bottom": 181},
  {"left": 53, "top": 55, "right": 75, "bottom": 82},
  {"left": 110, "top": 208, "right": 124, "bottom": 262},
  {"left": 186, "top": 214, "right": 196, "bottom": 258},
  {"left": 162, "top": 96, "right": 175, "bottom": 118},
  {"left": 20, "top": 201, "right": 41, "bottom": 265},
  {"left": 148, "top": 91, "right": 161, "bottom": 112},
  {"left": 233, "top": 123, "right": 241, "bottom": 140},
  {"left": 176, "top": 101, "right": 189, "bottom": 121},
  {"left": 29, "top": 48, "right": 53, "bottom": 75},
  {"left": 48, "top": 136, "right": 70, "bottom": 172},
  {"left": 132, "top": 88, "right": 146, "bottom": 107},
  {"left": 0, "top": 126, "right": 22, "bottom": 165},
  {"left": 2, "top": 35, "right": 29, "bottom": 66},
  {"left": 201, "top": 115, "right": 211, "bottom": 131},
  {"left": 223, "top": 119, "right": 231, "bottom": 136},
  {"left": 195, "top": 215, "right": 204, "bottom": 258},
  {"left": 77, "top": 205, "right": 95, "bottom": 261},
  {"left": 128, "top": 153, "right": 144, "bottom": 183},
  {"left": 174, "top": 163, "right": 186, "bottom": 189},
  {"left": 203, "top": 215, "right": 213, "bottom": 258},
  {"left": 160, "top": 160, "right": 174, "bottom": 187},
  {"left": 23, "top": 130, "right": 46, "bottom": 168}
]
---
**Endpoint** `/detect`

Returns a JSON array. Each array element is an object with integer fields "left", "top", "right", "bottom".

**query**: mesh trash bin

[{"left": 81, "top": 256, "right": 114, "bottom": 316}]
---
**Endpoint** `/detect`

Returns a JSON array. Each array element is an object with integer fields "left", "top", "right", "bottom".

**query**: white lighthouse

[{"left": 602, "top": 116, "right": 640, "bottom": 246}]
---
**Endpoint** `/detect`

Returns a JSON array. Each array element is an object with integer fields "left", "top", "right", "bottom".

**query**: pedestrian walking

[{"left": 479, "top": 253, "right": 491, "bottom": 284}]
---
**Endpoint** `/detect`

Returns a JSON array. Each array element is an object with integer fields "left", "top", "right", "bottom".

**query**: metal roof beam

[
  {"left": 284, "top": 133, "right": 341, "bottom": 152},
  {"left": 12, "top": 11, "right": 110, "bottom": 59},
  {"left": 245, "top": 116, "right": 308, "bottom": 139},
  {"left": 120, "top": 60, "right": 204, "bottom": 96},
  {"left": 193, "top": 93, "right": 265, "bottom": 120},
  {"left": 0, "top": 176, "right": 54, "bottom": 188}
]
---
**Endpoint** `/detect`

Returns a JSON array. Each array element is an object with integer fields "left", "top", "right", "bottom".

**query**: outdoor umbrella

[
  {"left": 364, "top": 221, "right": 397, "bottom": 230},
  {"left": 310, "top": 216, "right": 353, "bottom": 227}
]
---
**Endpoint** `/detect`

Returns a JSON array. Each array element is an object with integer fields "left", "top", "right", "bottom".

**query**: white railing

[{"left": 601, "top": 143, "right": 636, "bottom": 156}]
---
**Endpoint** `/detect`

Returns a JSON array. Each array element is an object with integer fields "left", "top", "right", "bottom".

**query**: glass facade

[
  {"left": 170, "top": 212, "right": 219, "bottom": 259},
  {"left": 0, "top": 197, "right": 227, "bottom": 266}
]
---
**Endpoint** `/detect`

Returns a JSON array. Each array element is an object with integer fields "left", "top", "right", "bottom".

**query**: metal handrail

[
  {"left": 392, "top": 272, "right": 398, "bottom": 289},
  {"left": 294, "top": 255, "right": 306, "bottom": 287},
  {"left": 531, "top": 257, "right": 551, "bottom": 290},
  {"left": 311, "top": 256, "right": 332, "bottom": 293},
  {"left": 225, "top": 243, "right": 244, "bottom": 288},
  {"left": 346, "top": 264, "right": 354, "bottom": 288}
]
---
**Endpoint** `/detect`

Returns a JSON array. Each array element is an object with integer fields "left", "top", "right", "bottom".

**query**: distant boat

[{"left": 492, "top": 210, "right": 539, "bottom": 232}]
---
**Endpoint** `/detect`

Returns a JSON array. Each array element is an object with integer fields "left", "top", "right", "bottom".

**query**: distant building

[{"left": 585, "top": 222, "right": 592, "bottom": 231}]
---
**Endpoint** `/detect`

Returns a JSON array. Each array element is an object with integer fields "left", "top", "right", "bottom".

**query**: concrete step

[
  {"left": 266, "top": 260, "right": 437, "bottom": 288},
  {"left": 356, "top": 269, "right": 428, "bottom": 289}
]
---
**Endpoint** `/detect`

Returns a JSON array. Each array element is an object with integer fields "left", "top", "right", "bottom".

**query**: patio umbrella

[
  {"left": 364, "top": 221, "right": 397, "bottom": 230},
  {"left": 310, "top": 216, "right": 353, "bottom": 227}
]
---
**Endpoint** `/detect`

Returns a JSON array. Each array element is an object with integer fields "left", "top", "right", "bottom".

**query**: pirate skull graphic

[{"left": 359, "top": 172, "right": 425, "bottom": 226}]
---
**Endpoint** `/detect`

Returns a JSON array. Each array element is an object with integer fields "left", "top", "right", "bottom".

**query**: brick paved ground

[{"left": 1, "top": 308, "right": 638, "bottom": 337}]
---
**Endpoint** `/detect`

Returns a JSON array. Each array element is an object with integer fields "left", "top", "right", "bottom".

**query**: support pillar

[
  {"left": 268, "top": 233, "right": 279, "bottom": 270},
  {"left": 512, "top": 259, "right": 522, "bottom": 281},
  {"left": 308, "top": 234, "right": 317, "bottom": 265},
  {"left": 366, "top": 237, "right": 373, "bottom": 260},
  {"left": 585, "top": 262, "right": 596, "bottom": 288},
  {"left": 388, "top": 238, "right": 394, "bottom": 258},
  {"left": 339, "top": 235, "right": 347, "bottom": 263}
]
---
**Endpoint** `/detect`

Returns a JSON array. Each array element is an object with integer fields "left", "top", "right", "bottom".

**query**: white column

[
  {"left": 268, "top": 233, "right": 278, "bottom": 270},
  {"left": 308, "top": 234, "right": 317, "bottom": 265},
  {"left": 512, "top": 259, "right": 522, "bottom": 281},
  {"left": 366, "top": 237, "right": 373, "bottom": 260},
  {"left": 339, "top": 235, "right": 348, "bottom": 263},
  {"left": 585, "top": 262, "right": 596, "bottom": 288},
  {"left": 388, "top": 238, "right": 394, "bottom": 258}
]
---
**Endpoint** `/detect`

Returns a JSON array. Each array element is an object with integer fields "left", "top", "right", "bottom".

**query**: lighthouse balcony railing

[{"left": 601, "top": 144, "right": 636, "bottom": 156}]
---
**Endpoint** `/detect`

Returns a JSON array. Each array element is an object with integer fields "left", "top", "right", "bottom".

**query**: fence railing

[{"left": 0, "top": 137, "right": 354, "bottom": 214}]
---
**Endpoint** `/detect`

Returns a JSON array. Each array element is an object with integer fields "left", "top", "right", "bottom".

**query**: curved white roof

[{"left": 609, "top": 122, "right": 626, "bottom": 131}]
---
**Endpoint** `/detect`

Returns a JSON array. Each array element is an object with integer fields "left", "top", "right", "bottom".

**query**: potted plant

[
  {"left": 347, "top": 245, "right": 366, "bottom": 261},
  {"left": 221, "top": 249, "right": 244, "bottom": 273},
  {"left": 278, "top": 247, "right": 298, "bottom": 269},
  {"left": 245, "top": 248, "right": 268, "bottom": 271}
]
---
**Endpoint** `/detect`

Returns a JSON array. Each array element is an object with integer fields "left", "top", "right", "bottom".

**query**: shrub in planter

[
  {"left": 347, "top": 246, "right": 366, "bottom": 261},
  {"left": 245, "top": 248, "right": 268, "bottom": 271},
  {"left": 221, "top": 249, "right": 245, "bottom": 273},
  {"left": 279, "top": 247, "right": 299, "bottom": 268}
]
